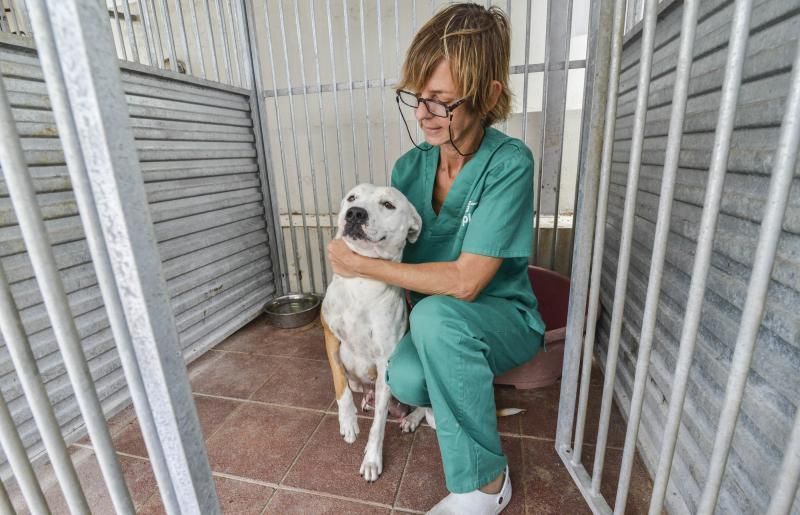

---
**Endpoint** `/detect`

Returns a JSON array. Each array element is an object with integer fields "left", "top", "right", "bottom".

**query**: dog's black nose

[{"left": 345, "top": 207, "right": 368, "bottom": 224}]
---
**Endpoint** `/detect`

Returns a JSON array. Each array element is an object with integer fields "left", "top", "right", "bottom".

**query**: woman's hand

[{"left": 327, "top": 239, "right": 364, "bottom": 278}]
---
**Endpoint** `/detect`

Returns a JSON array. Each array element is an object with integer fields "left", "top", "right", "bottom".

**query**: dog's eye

[
  {"left": 382, "top": 201, "right": 396, "bottom": 210},
  {"left": 347, "top": 195, "right": 356, "bottom": 202}
]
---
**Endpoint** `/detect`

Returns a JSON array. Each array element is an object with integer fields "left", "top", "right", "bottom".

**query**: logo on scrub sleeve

[{"left": 462, "top": 201, "right": 478, "bottom": 227}]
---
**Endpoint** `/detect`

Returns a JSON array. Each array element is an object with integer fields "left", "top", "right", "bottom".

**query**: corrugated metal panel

[
  {"left": 596, "top": 0, "right": 800, "bottom": 513},
  {"left": 0, "top": 41, "right": 275, "bottom": 474}
]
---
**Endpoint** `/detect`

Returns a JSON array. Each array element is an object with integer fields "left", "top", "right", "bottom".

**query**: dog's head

[{"left": 336, "top": 184, "right": 421, "bottom": 261}]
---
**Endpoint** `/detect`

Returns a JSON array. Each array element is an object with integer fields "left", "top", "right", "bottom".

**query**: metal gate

[{"left": 558, "top": 0, "right": 800, "bottom": 513}]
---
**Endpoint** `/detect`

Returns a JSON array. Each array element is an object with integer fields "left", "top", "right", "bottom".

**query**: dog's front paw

[
  {"left": 339, "top": 412, "right": 359, "bottom": 444},
  {"left": 399, "top": 407, "right": 426, "bottom": 433},
  {"left": 360, "top": 450, "right": 383, "bottom": 482}
]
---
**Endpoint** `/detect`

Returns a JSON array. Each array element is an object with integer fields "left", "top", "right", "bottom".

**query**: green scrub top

[{"left": 391, "top": 126, "right": 545, "bottom": 336}]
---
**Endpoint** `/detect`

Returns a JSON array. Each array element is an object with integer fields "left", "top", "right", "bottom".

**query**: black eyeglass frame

[{"left": 396, "top": 90, "right": 468, "bottom": 118}]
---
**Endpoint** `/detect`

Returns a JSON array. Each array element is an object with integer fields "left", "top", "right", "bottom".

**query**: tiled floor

[{"left": 14, "top": 315, "right": 655, "bottom": 514}]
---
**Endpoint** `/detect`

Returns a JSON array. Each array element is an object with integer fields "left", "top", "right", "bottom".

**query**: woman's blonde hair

[{"left": 397, "top": 3, "right": 512, "bottom": 126}]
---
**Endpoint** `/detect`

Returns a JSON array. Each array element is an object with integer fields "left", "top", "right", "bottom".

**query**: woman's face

[{"left": 414, "top": 60, "right": 482, "bottom": 148}]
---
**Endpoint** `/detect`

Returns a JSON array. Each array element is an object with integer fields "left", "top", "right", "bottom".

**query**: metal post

[
  {"left": 213, "top": 0, "right": 231, "bottom": 82},
  {"left": 613, "top": 0, "right": 699, "bottom": 512},
  {"left": 590, "top": 0, "right": 658, "bottom": 495},
  {"left": 520, "top": 0, "right": 531, "bottom": 146},
  {"left": 648, "top": 0, "right": 755, "bottom": 512},
  {"left": 203, "top": 0, "right": 220, "bottom": 81},
  {"left": 290, "top": 0, "right": 326, "bottom": 288},
  {"left": 172, "top": 0, "right": 192, "bottom": 75},
  {"left": 44, "top": 0, "right": 220, "bottom": 512},
  {"left": 308, "top": 0, "right": 336, "bottom": 243},
  {"left": 0, "top": 389, "right": 49, "bottom": 514},
  {"left": 112, "top": 0, "right": 127, "bottom": 60},
  {"left": 157, "top": 0, "right": 178, "bottom": 72},
  {"left": 697, "top": 33, "right": 800, "bottom": 515},
  {"left": 326, "top": 0, "right": 347, "bottom": 228},
  {"left": 342, "top": 0, "right": 361, "bottom": 186},
  {"left": 27, "top": 0, "right": 182, "bottom": 510},
  {"left": 263, "top": 2, "right": 304, "bottom": 291},
  {"left": 146, "top": 0, "right": 165, "bottom": 67},
  {"left": 277, "top": 0, "right": 317, "bottom": 293},
  {"left": 242, "top": 0, "right": 288, "bottom": 296},
  {"left": 122, "top": 0, "right": 139, "bottom": 63},
  {"left": 376, "top": 0, "right": 389, "bottom": 185},
  {"left": 228, "top": 0, "right": 244, "bottom": 87},
  {"left": 187, "top": 0, "right": 205, "bottom": 77},
  {"left": 565, "top": 0, "right": 625, "bottom": 461},
  {"left": 0, "top": 63, "right": 135, "bottom": 515},
  {"left": 136, "top": 0, "right": 156, "bottom": 65},
  {"left": 358, "top": 0, "right": 374, "bottom": 184}
]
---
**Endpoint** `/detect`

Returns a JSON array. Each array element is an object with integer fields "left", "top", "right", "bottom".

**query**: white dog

[{"left": 321, "top": 183, "right": 428, "bottom": 482}]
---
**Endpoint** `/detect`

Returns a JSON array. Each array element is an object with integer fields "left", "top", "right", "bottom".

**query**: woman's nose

[{"left": 414, "top": 102, "right": 430, "bottom": 121}]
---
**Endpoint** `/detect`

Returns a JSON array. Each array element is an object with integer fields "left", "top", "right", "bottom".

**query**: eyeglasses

[{"left": 396, "top": 90, "right": 468, "bottom": 118}]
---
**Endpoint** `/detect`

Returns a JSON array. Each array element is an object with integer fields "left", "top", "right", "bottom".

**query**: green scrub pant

[{"left": 386, "top": 294, "right": 542, "bottom": 493}]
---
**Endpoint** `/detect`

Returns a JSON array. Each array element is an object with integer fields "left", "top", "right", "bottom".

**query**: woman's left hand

[{"left": 328, "top": 239, "right": 364, "bottom": 278}]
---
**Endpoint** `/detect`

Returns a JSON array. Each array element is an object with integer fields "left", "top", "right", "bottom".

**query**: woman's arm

[{"left": 328, "top": 239, "right": 501, "bottom": 302}]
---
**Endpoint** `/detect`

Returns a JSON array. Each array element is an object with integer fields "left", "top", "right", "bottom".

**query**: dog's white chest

[{"left": 322, "top": 276, "right": 406, "bottom": 383}]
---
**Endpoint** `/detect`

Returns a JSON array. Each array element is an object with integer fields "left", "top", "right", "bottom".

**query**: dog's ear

[{"left": 406, "top": 209, "right": 422, "bottom": 243}]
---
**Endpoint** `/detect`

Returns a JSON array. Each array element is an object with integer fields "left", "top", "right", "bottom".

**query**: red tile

[
  {"left": 138, "top": 476, "right": 274, "bottom": 514},
  {"left": 264, "top": 490, "right": 391, "bottom": 515},
  {"left": 217, "top": 316, "right": 326, "bottom": 361},
  {"left": 394, "top": 428, "right": 523, "bottom": 514},
  {"left": 205, "top": 403, "right": 322, "bottom": 482},
  {"left": 250, "top": 357, "right": 334, "bottom": 410},
  {"left": 581, "top": 444, "right": 653, "bottom": 514},
  {"left": 190, "top": 352, "right": 276, "bottom": 399},
  {"left": 520, "top": 439, "right": 591, "bottom": 515},
  {"left": 113, "top": 395, "right": 242, "bottom": 458},
  {"left": 282, "top": 415, "right": 414, "bottom": 505},
  {"left": 186, "top": 349, "right": 226, "bottom": 379}
]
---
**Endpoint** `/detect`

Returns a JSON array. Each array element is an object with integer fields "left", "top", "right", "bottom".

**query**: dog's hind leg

[
  {"left": 361, "top": 362, "right": 390, "bottom": 482},
  {"left": 321, "top": 315, "right": 359, "bottom": 444}
]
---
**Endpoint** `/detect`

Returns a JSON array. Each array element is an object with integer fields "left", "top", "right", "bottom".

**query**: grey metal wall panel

[
  {"left": 596, "top": 1, "right": 800, "bottom": 513},
  {"left": 0, "top": 41, "right": 275, "bottom": 476}
]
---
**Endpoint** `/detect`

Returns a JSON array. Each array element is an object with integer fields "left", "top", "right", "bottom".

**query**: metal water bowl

[{"left": 263, "top": 293, "right": 321, "bottom": 329}]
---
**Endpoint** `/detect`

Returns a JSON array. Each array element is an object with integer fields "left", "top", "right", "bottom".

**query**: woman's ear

[{"left": 486, "top": 80, "right": 503, "bottom": 113}]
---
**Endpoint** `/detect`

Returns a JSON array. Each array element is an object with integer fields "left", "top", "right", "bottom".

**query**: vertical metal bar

[
  {"left": 203, "top": 0, "right": 220, "bottom": 80},
  {"left": 343, "top": 0, "right": 361, "bottom": 186},
  {"left": 0, "top": 389, "right": 50, "bottom": 514},
  {"left": 309, "top": 0, "right": 336, "bottom": 242},
  {"left": 613, "top": 1, "right": 699, "bottom": 512},
  {"left": 358, "top": 0, "right": 375, "bottom": 184},
  {"left": 767, "top": 405, "right": 800, "bottom": 515},
  {"left": 242, "top": 0, "right": 289, "bottom": 295},
  {"left": 291, "top": 0, "right": 327, "bottom": 288},
  {"left": 648, "top": 0, "right": 754, "bottom": 512},
  {"left": 548, "top": 0, "right": 575, "bottom": 269},
  {"left": 213, "top": 0, "right": 231, "bottom": 82},
  {"left": 157, "top": 0, "right": 178, "bottom": 72},
  {"left": 122, "top": 0, "right": 139, "bottom": 63},
  {"left": 590, "top": 0, "right": 658, "bottom": 495},
  {"left": 44, "top": 1, "right": 220, "bottom": 511},
  {"left": 326, "top": 0, "right": 348, "bottom": 226},
  {"left": 8, "top": 0, "right": 22, "bottom": 33},
  {"left": 137, "top": 0, "right": 156, "bottom": 66},
  {"left": 264, "top": 3, "right": 304, "bottom": 291},
  {"left": 187, "top": 0, "right": 205, "bottom": 77},
  {"left": 27, "top": 0, "right": 182, "bottom": 510},
  {"left": 112, "top": 0, "right": 128, "bottom": 60},
  {"left": 520, "top": 0, "right": 532, "bottom": 145},
  {"left": 394, "top": 0, "right": 403, "bottom": 156},
  {"left": 228, "top": 3, "right": 244, "bottom": 87},
  {"left": 376, "top": 0, "right": 389, "bottom": 186},
  {"left": 0, "top": 68, "right": 135, "bottom": 515},
  {"left": 0, "top": 262, "right": 88, "bottom": 514},
  {"left": 277, "top": 0, "right": 317, "bottom": 293},
  {"left": 412, "top": 0, "right": 419, "bottom": 144},
  {"left": 697, "top": 35, "right": 800, "bottom": 515},
  {"left": 502, "top": 0, "right": 510, "bottom": 136},
  {"left": 172, "top": 0, "right": 193, "bottom": 75},
  {"left": 533, "top": 0, "right": 554, "bottom": 266},
  {"left": 567, "top": 0, "right": 625, "bottom": 461},
  {"left": 147, "top": 0, "right": 165, "bottom": 67}
]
